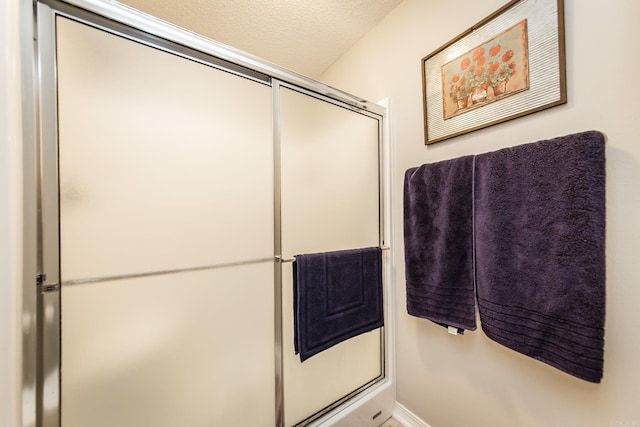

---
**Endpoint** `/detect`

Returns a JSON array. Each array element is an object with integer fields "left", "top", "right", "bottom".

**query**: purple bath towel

[
  {"left": 474, "top": 131, "right": 606, "bottom": 382},
  {"left": 293, "top": 247, "right": 383, "bottom": 362},
  {"left": 403, "top": 156, "right": 476, "bottom": 332}
]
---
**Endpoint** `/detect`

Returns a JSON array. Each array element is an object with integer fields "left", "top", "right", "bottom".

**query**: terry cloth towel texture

[
  {"left": 474, "top": 130, "right": 606, "bottom": 383},
  {"left": 293, "top": 247, "right": 384, "bottom": 362},
  {"left": 403, "top": 155, "right": 477, "bottom": 332}
]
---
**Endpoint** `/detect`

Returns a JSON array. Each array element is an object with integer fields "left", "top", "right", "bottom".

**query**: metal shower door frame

[{"left": 32, "top": 1, "right": 392, "bottom": 426}]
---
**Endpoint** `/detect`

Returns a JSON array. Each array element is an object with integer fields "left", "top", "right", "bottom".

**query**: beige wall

[{"left": 322, "top": 0, "right": 640, "bottom": 426}]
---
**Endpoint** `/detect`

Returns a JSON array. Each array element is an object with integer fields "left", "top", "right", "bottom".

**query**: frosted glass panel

[
  {"left": 56, "top": 18, "right": 273, "bottom": 281},
  {"left": 280, "top": 89, "right": 380, "bottom": 254},
  {"left": 61, "top": 263, "right": 275, "bottom": 427},
  {"left": 280, "top": 88, "right": 381, "bottom": 425}
]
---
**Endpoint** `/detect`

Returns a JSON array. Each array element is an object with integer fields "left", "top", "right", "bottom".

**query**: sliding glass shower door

[
  {"left": 55, "top": 16, "right": 274, "bottom": 427},
  {"left": 279, "top": 86, "right": 383, "bottom": 426},
  {"left": 37, "top": 4, "right": 389, "bottom": 426}
]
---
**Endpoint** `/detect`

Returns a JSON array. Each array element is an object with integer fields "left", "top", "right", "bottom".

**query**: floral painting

[{"left": 441, "top": 20, "right": 529, "bottom": 120}]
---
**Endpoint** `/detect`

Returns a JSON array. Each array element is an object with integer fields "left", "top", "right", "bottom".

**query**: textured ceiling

[{"left": 117, "top": 0, "right": 403, "bottom": 78}]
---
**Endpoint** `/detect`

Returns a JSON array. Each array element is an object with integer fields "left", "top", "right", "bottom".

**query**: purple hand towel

[
  {"left": 474, "top": 130, "right": 606, "bottom": 383},
  {"left": 293, "top": 247, "right": 383, "bottom": 362},
  {"left": 403, "top": 156, "right": 476, "bottom": 331}
]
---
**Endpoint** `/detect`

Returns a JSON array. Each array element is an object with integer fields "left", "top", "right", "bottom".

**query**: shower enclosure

[{"left": 33, "top": 1, "right": 392, "bottom": 426}]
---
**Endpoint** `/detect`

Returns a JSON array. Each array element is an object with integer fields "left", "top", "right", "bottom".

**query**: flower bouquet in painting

[{"left": 441, "top": 20, "right": 530, "bottom": 120}]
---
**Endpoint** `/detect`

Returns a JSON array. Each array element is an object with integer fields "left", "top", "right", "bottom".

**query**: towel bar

[{"left": 276, "top": 246, "right": 390, "bottom": 263}]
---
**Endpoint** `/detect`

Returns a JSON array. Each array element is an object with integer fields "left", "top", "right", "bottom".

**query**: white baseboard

[{"left": 392, "top": 402, "right": 431, "bottom": 427}]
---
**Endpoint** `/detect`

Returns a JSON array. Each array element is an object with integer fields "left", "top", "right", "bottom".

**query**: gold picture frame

[{"left": 422, "top": 0, "right": 566, "bottom": 144}]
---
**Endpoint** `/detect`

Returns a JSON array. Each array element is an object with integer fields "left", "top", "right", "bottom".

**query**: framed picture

[{"left": 421, "top": 0, "right": 566, "bottom": 144}]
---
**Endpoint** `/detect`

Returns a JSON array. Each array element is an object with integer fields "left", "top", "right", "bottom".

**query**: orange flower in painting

[
  {"left": 489, "top": 44, "right": 501, "bottom": 57},
  {"left": 481, "top": 80, "right": 490, "bottom": 90},
  {"left": 460, "top": 57, "right": 471, "bottom": 70},
  {"left": 474, "top": 66, "right": 484, "bottom": 77},
  {"left": 508, "top": 61, "right": 516, "bottom": 70},
  {"left": 469, "top": 65, "right": 476, "bottom": 73},
  {"left": 488, "top": 61, "right": 500, "bottom": 74},
  {"left": 502, "top": 49, "right": 514, "bottom": 62},
  {"left": 452, "top": 74, "right": 460, "bottom": 83},
  {"left": 477, "top": 56, "right": 487, "bottom": 67},
  {"left": 472, "top": 47, "right": 485, "bottom": 61}
]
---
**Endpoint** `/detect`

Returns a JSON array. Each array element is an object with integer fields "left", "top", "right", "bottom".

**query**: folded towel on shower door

[
  {"left": 473, "top": 130, "right": 606, "bottom": 383},
  {"left": 293, "top": 247, "right": 383, "bottom": 362},
  {"left": 403, "top": 155, "right": 477, "bottom": 332}
]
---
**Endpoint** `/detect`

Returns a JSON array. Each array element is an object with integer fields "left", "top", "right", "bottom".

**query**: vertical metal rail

[
  {"left": 272, "top": 80, "right": 285, "bottom": 427},
  {"left": 378, "top": 98, "right": 392, "bottom": 392},
  {"left": 377, "top": 110, "right": 387, "bottom": 385},
  {"left": 21, "top": 1, "right": 40, "bottom": 425},
  {"left": 35, "top": 4, "right": 61, "bottom": 427}
]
